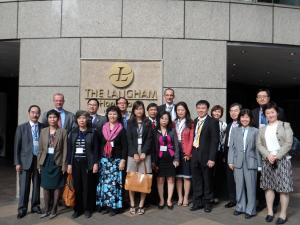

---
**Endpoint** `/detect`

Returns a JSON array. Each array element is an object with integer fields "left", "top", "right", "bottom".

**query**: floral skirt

[{"left": 96, "top": 157, "right": 123, "bottom": 209}]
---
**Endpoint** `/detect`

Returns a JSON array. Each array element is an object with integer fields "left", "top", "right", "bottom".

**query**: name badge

[
  {"left": 259, "top": 124, "right": 266, "bottom": 128},
  {"left": 33, "top": 140, "right": 39, "bottom": 147},
  {"left": 138, "top": 138, "right": 142, "bottom": 145},
  {"left": 160, "top": 146, "right": 167, "bottom": 152},
  {"left": 76, "top": 147, "right": 84, "bottom": 154},
  {"left": 110, "top": 141, "right": 114, "bottom": 148},
  {"left": 48, "top": 147, "right": 54, "bottom": 154}
]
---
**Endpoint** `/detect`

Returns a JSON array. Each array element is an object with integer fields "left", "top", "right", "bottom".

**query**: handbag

[
  {"left": 125, "top": 161, "right": 153, "bottom": 193},
  {"left": 63, "top": 174, "right": 76, "bottom": 207}
]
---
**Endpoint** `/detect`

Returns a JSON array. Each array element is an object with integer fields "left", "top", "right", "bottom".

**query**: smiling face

[
  {"left": 240, "top": 114, "right": 251, "bottom": 127},
  {"left": 196, "top": 104, "right": 208, "bottom": 118},
  {"left": 256, "top": 91, "right": 270, "bottom": 106},
  {"left": 265, "top": 108, "right": 278, "bottom": 124},
  {"left": 229, "top": 105, "right": 240, "bottom": 121},
  {"left": 108, "top": 111, "right": 118, "bottom": 124},
  {"left": 87, "top": 100, "right": 99, "bottom": 115},
  {"left": 211, "top": 109, "right": 222, "bottom": 120},
  {"left": 147, "top": 107, "right": 158, "bottom": 119}
]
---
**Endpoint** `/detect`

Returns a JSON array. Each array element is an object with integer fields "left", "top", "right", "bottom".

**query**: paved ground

[{"left": 1, "top": 156, "right": 300, "bottom": 225}]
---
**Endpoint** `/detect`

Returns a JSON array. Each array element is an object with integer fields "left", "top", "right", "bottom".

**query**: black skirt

[
  {"left": 157, "top": 152, "right": 176, "bottom": 177},
  {"left": 176, "top": 144, "right": 192, "bottom": 178},
  {"left": 41, "top": 154, "right": 64, "bottom": 189}
]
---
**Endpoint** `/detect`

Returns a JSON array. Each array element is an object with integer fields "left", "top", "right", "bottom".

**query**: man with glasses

[{"left": 87, "top": 98, "right": 106, "bottom": 130}]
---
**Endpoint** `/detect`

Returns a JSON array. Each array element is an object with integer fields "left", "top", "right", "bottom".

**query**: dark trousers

[
  {"left": 226, "top": 166, "right": 236, "bottom": 203},
  {"left": 73, "top": 158, "right": 93, "bottom": 213},
  {"left": 191, "top": 151, "right": 213, "bottom": 205},
  {"left": 213, "top": 151, "right": 227, "bottom": 199},
  {"left": 18, "top": 156, "right": 40, "bottom": 213}
]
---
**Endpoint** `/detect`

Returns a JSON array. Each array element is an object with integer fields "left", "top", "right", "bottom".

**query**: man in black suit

[
  {"left": 87, "top": 98, "right": 106, "bottom": 130},
  {"left": 116, "top": 97, "right": 130, "bottom": 129},
  {"left": 223, "top": 103, "right": 242, "bottom": 208},
  {"left": 252, "top": 88, "right": 286, "bottom": 212},
  {"left": 158, "top": 88, "right": 176, "bottom": 121},
  {"left": 190, "top": 100, "right": 219, "bottom": 213},
  {"left": 14, "top": 105, "right": 44, "bottom": 218},
  {"left": 42, "top": 93, "right": 74, "bottom": 133}
]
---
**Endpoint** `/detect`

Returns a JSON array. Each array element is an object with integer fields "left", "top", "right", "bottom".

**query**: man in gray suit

[
  {"left": 14, "top": 105, "right": 44, "bottom": 218},
  {"left": 87, "top": 98, "right": 106, "bottom": 130},
  {"left": 42, "top": 93, "right": 74, "bottom": 133}
]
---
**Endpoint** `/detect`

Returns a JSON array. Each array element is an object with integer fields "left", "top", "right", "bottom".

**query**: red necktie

[{"left": 152, "top": 120, "right": 156, "bottom": 129}]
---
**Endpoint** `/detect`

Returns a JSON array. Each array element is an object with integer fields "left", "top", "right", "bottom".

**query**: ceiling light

[
  {"left": 241, "top": 50, "right": 246, "bottom": 54},
  {"left": 290, "top": 52, "right": 296, "bottom": 56},
  {"left": 233, "top": 63, "right": 237, "bottom": 67}
]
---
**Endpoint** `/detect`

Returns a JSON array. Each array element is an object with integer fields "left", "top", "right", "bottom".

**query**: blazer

[
  {"left": 37, "top": 127, "right": 68, "bottom": 172},
  {"left": 153, "top": 128, "right": 180, "bottom": 164},
  {"left": 252, "top": 106, "right": 286, "bottom": 129},
  {"left": 228, "top": 126, "right": 261, "bottom": 169},
  {"left": 99, "top": 125, "right": 128, "bottom": 160},
  {"left": 42, "top": 109, "right": 74, "bottom": 133},
  {"left": 91, "top": 114, "right": 107, "bottom": 130},
  {"left": 179, "top": 123, "right": 194, "bottom": 158},
  {"left": 14, "top": 122, "right": 44, "bottom": 170},
  {"left": 193, "top": 116, "right": 219, "bottom": 165},
  {"left": 127, "top": 119, "right": 153, "bottom": 157},
  {"left": 67, "top": 127, "right": 100, "bottom": 170},
  {"left": 256, "top": 121, "right": 293, "bottom": 160}
]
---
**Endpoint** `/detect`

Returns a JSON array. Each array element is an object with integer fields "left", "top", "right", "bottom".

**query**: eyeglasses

[{"left": 256, "top": 95, "right": 269, "bottom": 99}]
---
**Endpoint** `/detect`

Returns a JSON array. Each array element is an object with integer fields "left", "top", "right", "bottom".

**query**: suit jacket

[
  {"left": 256, "top": 121, "right": 293, "bottom": 160},
  {"left": 179, "top": 123, "right": 194, "bottom": 158},
  {"left": 14, "top": 122, "right": 44, "bottom": 170},
  {"left": 67, "top": 127, "right": 100, "bottom": 170},
  {"left": 252, "top": 106, "right": 286, "bottom": 129},
  {"left": 91, "top": 114, "right": 107, "bottom": 130},
  {"left": 127, "top": 119, "right": 153, "bottom": 157},
  {"left": 193, "top": 116, "right": 219, "bottom": 165},
  {"left": 42, "top": 109, "right": 74, "bottom": 133},
  {"left": 228, "top": 126, "right": 261, "bottom": 169},
  {"left": 158, "top": 104, "right": 176, "bottom": 120},
  {"left": 37, "top": 127, "right": 68, "bottom": 172}
]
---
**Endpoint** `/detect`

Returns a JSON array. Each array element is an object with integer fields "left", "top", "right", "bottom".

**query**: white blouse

[{"left": 265, "top": 121, "right": 281, "bottom": 155}]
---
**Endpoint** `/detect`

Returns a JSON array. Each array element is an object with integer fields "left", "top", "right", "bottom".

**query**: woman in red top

[{"left": 174, "top": 102, "right": 194, "bottom": 207}]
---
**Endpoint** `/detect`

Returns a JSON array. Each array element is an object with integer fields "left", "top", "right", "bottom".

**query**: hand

[
  {"left": 93, "top": 164, "right": 98, "bottom": 173},
  {"left": 133, "top": 154, "right": 140, "bottom": 162},
  {"left": 267, "top": 154, "right": 277, "bottom": 164},
  {"left": 183, "top": 156, "right": 190, "bottom": 161},
  {"left": 119, "top": 159, "right": 126, "bottom": 171},
  {"left": 16, "top": 164, "right": 22, "bottom": 173},
  {"left": 140, "top": 153, "right": 146, "bottom": 161},
  {"left": 207, "top": 160, "right": 215, "bottom": 168},
  {"left": 152, "top": 163, "right": 158, "bottom": 172},
  {"left": 67, "top": 165, "right": 72, "bottom": 174},
  {"left": 173, "top": 160, "right": 179, "bottom": 168},
  {"left": 228, "top": 164, "right": 234, "bottom": 170}
]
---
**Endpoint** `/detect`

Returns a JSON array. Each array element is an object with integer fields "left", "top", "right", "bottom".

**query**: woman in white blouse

[{"left": 256, "top": 102, "right": 293, "bottom": 225}]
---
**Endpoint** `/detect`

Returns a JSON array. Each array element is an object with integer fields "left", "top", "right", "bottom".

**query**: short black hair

[
  {"left": 229, "top": 102, "right": 242, "bottom": 110},
  {"left": 46, "top": 109, "right": 60, "bottom": 119},
  {"left": 106, "top": 105, "right": 123, "bottom": 123},
  {"left": 87, "top": 98, "right": 100, "bottom": 107},
  {"left": 147, "top": 102, "right": 158, "bottom": 111},
  {"left": 28, "top": 105, "right": 41, "bottom": 114},
  {"left": 116, "top": 97, "right": 128, "bottom": 105},
  {"left": 196, "top": 100, "right": 210, "bottom": 109},
  {"left": 263, "top": 101, "right": 279, "bottom": 115},
  {"left": 238, "top": 108, "right": 254, "bottom": 127},
  {"left": 257, "top": 88, "right": 271, "bottom": 98}
]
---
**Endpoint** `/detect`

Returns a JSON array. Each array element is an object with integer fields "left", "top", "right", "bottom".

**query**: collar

[
  {"left": 166, "top": 103, "right": 174, "bottom": 108},
  {"left": 149, "top": 117, "right": 156, "bottom": 122},
  {"left": 29, "top": 121, "right": 38, "bottom": 126},
  {"left": 56, "top": 108, "right": 64, "bottom": 113},
  {"left": 197, "top": 115, "right": 208, "bottom": 122}
]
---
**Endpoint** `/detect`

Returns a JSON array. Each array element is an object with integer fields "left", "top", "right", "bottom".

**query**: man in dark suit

[
  {"left": 252, "top": 88, "right": 286, "bottom": 212},
  {"left": 190, "top": 100, "right": 219, "bottom": 213},
  {"left": 116, "top": 97, "right": 130, "bottom": 129},
  {"left": 158, "top": 88, "right": 176, "bottom": 121},
  {"left": 14, "top": 105, "right": 44, "bottom": 218},
  {"left": 42, "top": 93, "right": 74, "bottom": 133},
  {"left": 87, "top": 98, "right": 106, "bottom": 130},
  {"left": 223, "top": 103, "right": 242, "bottom": 208}
]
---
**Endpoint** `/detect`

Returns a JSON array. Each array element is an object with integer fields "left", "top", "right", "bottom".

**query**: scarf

[
  {"left": 102, "top": 122, "right": 123, "bottom": 158},
  {"left": 158, "top": 134, "right": 175, "bottom": 158}
]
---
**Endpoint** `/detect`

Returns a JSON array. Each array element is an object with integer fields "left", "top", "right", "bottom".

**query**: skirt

[
  {"left": 127, "top": 145, "right": 152, "bottom": 174},
  {"left": 157, "top": 152, "right": 176, "bottom": 177},
  {"left": 96, "top": 157, "right": 123, "bottom": 209},
  {"left": 260, "top": 157, "right": 293, "bottom": 193},
  {"left": 41, "top": 154, "right": 64, "bottom": 189},
  {"left": 176, "top": 144, "right": 192, "bottom": 178}
]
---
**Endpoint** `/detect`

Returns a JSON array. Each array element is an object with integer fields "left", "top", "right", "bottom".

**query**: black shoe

[
  {"left": 190, "top": 204, "right": 204, "bottom": 211},
  {"left": 167, "top": 204, "right": 173, "bottom": 210},
  {"left": 224, "top": 201, "right": 236, "bottom": 208},
  {"left": 17, "top": 211, "right": 26, "bottom": 219},
  {"left": 256, "top": 204, "right": 266, "bottom": 212},
  {"left": 49, "top": 213, "right": 57, "bottom": 219},
  {"left": 84, "top": 211, "right": 91, "bottom": 218},
  {"left": 71, "top": 211, "right": 81, "bottom": 219},
  {"left": 245, "top": 213, "right": 255, "bottom": 219},
  {"left": 276, "top": 217, "right": 287, "bottom": 224},
  {"left": 101, "top": 208, "right": 110, "bottom": 215},
  {"left": 233, "top": 210, "right": 243, "bottom": 216},
  {"left": 158, "top": 204, "right": 165, "bottom": 209},
  {"left": 265, "top": 215, "right": 274, "bottom": 222},
  {"left": 31, "top": 206, "right": 42, "bottom": 214},
  {"left": 40, "top": 211, "right": 50, "bottom": 219},
  {"left": 204, "top": 204, "right": 212, "bottom": 213}
]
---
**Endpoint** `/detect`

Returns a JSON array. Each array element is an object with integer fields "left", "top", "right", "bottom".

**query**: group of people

[{"left": 14, "top": 88, "right": 294, "bottom": 224}]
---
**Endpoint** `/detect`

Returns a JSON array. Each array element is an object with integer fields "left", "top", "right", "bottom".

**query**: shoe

[
  {"left": 109, "top": 209, "right": 118, "bottom": 216},
  {"left": 84, "top": 211, "right": 91, "bottom": 218},
  {"left": 245, "top": 213, "right": 255, "bottom": 219},
  {"left": 40, "top": 212, "right": 50, "bottom": 219},
  {"left": 265, "top": 215, "right": 274, "bottom": 222},
  {"left": 137, "top": 207, "right": 145, "bottom": 215},
  {"left": 71, "top": 211, "right": 81, "bottom": 219},
  {"left": 158, "top": 204, "right": 165, "bottom": 209},
  {"left": 101, "top": 208, "right": 110, "bottom": 215},
  {"left": 190, "top": 204, "right": 204, "bottom": 211},
  {"left": 233, "top": 210, "right": 243, "bottom": 216},
  {"left": 276, "top": 217, "right": 288, "bottom": 224},
  {"left": 49, "top": 213, "right": 57, "bottom": 219},
  {"left": 17, "top": 211, "right": 26, "bottom": 219},
  {"left": 224, "top": 201, "right": 236, "bottom": 208},
  {"left": 129, "top": 207, "right": 136, "bottom": 215},
  {"left": 204, "top": 204, "right": 212, "bottom": 213},
  {"left": 167, "top": 204, "right": 174, "bottom": 210},
  {"left": 31, "top": 206, "right": 42, "bottom": 214}
]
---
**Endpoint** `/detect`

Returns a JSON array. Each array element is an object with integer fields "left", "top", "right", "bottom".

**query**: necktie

[
  {"left": 32, "top": 125, "right": 39, "bottom": 155},
  {"left": 152, "top": 120, "right": 156, "bottom": 129},
  {"left": 260, "top": 111, "right": 267, "bottom": 125},
  {"left": 58, "top": 112, "right": 62, "bottom": 128},
  {"left": 193, "top": 120, "right": 204, "bottom": 148}
]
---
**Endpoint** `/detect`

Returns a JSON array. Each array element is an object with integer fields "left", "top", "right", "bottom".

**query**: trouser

[
  {"left": 213, "top": 151, "right": 227, "bottom": 199},
  {"left": 226, "top": 165, "right": 236, "bottom": 202},
  {"left": 18, "top": 156, "right": 40, "bottom": 213}
]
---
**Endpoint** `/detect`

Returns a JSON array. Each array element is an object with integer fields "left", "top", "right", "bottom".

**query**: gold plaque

[{"left": 109, "top": 63, "right": 134, "bottom": 88}]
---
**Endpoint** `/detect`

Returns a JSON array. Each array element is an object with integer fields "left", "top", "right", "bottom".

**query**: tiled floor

[{"left": 1, "top": 155, "right": 300, "bottom": 225}]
